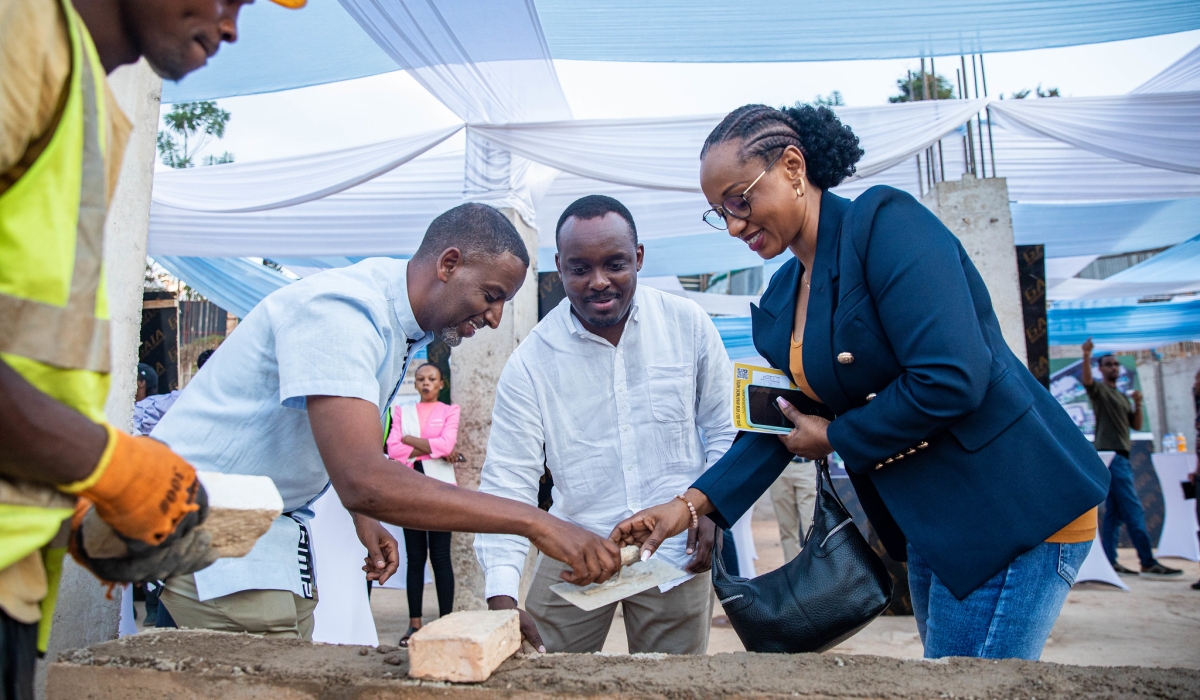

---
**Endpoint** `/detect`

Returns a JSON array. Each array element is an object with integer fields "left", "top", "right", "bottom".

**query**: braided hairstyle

[{"left": 701, "top": 104, "right": 864, "bottom": 190}]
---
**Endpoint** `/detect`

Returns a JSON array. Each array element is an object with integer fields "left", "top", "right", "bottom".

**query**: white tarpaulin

[
  {"left": 151, "top": 126, "right": 460, "bottom": 213},
  {"left": 990, "top": 92, "right": 1200, "bottom": 175},
  {"left": 148, "top": 120, "right": 1200, "bottom": 272},
  {"left": 1133, "top": 44, "right": 1200, "bottom": 94},
  {"left": 474, "top": 100, "right": 989, "bottom": 193}
]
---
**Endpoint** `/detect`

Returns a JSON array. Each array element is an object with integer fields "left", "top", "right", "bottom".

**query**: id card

[{"left": 731, "top": 362, "right": 808, "bottom": 434}]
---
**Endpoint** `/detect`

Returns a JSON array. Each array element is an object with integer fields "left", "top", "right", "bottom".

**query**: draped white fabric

[
  {"left": 147, "top": 120, "right": 1200, "bottom": 275},
  {"left": 833, "top": 122, "right": 1200, "bottom": 203},
  {"left": 1133, "top": 44, "right": 1200, "bottom": 94},
  {"left": 335, "top": 0, "right": 571, "bottom": 223},
  {"left": 336, "top": 0, "right": 570, "bottom": 124},
  {"left": 161, "top": 0, "right": 1200, "bottom": 103},
  {"left": 1054, "top": 233, "right": 1200, "bottom": 300},
  {"left": 151, "top": 126, "right": 461, "bottom": 212},
  {"left": 473, "top": 100, "right": 989, "bottom": 193},
  {"left": 990, "top": 92, "right": 1200, "bottom": 175},
  {"left": 148, "top": 152, "right": 465, "bottom": 257}
]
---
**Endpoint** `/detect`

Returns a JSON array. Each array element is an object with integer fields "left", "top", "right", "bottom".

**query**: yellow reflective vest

[{"left": 0, "top": 0, "right": 116, "bottom": 651}]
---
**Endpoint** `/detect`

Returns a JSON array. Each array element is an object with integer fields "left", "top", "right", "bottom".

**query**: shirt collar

[{"left": 391, "top": 260, "right": 433, "bottom": 343}]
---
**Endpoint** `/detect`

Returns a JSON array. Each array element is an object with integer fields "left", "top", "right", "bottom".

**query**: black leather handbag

[{"left": 712, "top": 458, "right": 893, "bottom": 653}]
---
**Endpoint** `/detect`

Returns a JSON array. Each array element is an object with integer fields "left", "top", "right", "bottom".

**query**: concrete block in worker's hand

[
  {"left": 195, "top": 472, "right": 283, "bottom": 558},
  {"left": 407, "top": 610, "right": 520, "bottom": 683}
]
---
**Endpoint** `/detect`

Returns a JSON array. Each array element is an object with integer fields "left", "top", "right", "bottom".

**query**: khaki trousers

[
  {"left": 769, "top": 460, "right": 818, "bottom": 563},
  {"left": 525, "top": 554, "right": 712, "bottom": 654},
  {"left": 161, "top": 573, "right": 318, "bottom": 640}
]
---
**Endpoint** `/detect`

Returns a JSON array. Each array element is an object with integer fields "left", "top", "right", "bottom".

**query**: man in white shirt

[
  {"left": 476, "top": 195, "right": 736, "bottom": 654},
  {"left": 152, "top": 204, "right": 620, "bottom": 639}
]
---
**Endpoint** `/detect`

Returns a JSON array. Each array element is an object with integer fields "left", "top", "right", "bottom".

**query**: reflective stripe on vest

[
  {"left": 0, "top": 0, "right": 110, "bottom": 379},
  {"left": 0, "top": 0, "right": 110, "bottom": 644}
]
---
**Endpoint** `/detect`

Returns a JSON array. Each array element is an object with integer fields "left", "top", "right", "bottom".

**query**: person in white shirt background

[
  {"left": 476, "top": 195, "right": 736, "bottom": 654},
  {"left": 151, "top": 203, "right": 621, "bottom": 639}
]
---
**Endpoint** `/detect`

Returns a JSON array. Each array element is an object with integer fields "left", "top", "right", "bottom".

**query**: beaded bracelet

[{"left": 674, "top": 494, "right": 699, "bottom": 530}]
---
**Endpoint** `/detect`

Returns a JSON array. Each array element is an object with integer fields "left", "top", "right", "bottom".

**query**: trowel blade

[{"left": 549, "top": 558, "right": 688, "bottom": 611}]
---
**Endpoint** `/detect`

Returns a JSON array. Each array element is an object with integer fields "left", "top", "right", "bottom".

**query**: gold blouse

[{"left": 789, "top": 335, "right": 822, "bottom": 404}]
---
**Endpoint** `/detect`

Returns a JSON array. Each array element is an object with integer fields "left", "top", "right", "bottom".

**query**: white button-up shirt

[
  {"left": 474, "top": 285, "right": 736, "bottom": 600},
  {"left": 153, "top": 258, "right": 431, "bottom": 600}
]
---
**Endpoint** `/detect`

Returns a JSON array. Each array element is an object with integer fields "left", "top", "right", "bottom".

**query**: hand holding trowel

[{"left": 550, "top": 545, "right": 688, "bottom": 611}]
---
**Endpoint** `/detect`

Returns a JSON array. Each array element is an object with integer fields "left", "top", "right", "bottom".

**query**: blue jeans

[
  {"left": 908, "top": 540, "right": 1090, "bottom": 660},
  {"left": 1099, "top": 453, "right": 1157, "bottom": 568}
]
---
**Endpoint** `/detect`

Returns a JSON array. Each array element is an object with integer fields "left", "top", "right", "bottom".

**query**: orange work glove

[
  {"left": 68, "top": 497, "right": 218, "bottom": 585},
  {"left": 60, "top": 424, "right": 207, "bottom": 548}
]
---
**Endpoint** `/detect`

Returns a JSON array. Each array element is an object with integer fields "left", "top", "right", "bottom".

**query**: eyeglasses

[{"left": 702, "top": 154, "right": 781, "bottom": 230}]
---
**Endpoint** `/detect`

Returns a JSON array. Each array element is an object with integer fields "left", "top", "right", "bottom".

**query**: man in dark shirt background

[
  {"left": 1081, "top": 338, "right": 1182, "bottom": 578},
  {"left": 1191, "top": 368, "right": 1200, "bottom": 590}
]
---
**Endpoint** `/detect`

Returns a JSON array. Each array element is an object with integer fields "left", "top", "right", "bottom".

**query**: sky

[{"left": 161, "top": 28, "right": 1200, "bottom": 167}]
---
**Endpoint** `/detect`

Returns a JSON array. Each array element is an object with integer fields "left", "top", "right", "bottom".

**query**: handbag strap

[{"left": 815, "top": 457, "right": 851, "bottom": 513}]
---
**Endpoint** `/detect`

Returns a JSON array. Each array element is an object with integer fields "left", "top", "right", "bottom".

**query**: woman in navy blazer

[{"left": 614, "top": 104, "right": 1110, "bottom": 660}]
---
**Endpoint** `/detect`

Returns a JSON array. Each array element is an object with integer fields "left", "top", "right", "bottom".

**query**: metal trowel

[{"left": 550, "top": 546, "right": 688, "bottom": 611}]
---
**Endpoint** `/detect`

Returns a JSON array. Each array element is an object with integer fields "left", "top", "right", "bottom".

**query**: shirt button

[{"left": 617, "top": 385, "right": 625, "bottom": 392}]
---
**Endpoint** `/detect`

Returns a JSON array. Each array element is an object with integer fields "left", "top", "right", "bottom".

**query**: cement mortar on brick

[
  {"left": 921, "top": 175, "right": 1027, "bottom": 364},
  {"left": 47, "top": 630, "right": 1200, "bottom": 699},
  {"left": 448, "top": 207, "right": 540, "bottom": 612}
]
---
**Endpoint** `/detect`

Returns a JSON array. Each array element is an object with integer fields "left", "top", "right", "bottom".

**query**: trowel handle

[{"left": 619, "top": 545, "right": 640, "bottom": 568}]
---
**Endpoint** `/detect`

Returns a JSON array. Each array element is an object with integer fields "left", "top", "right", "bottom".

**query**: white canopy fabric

[
  {"left": 147, "top": 0, "right": 1200, "bottom": 345},
  {"left": 337, "top": 0, "right": 571, "bottom": 125},
  {"left": 1053, "top": 233, "right": 1200, "bottom": 300},
  {"left": 1133, "top": 44, "right": 1200, "bottom": 94},
  {"left": 161, "top": 0, "right": 1200, "bottom": 103},
  {"left": 151, "top": 126, "right": 460, "bottom": 213},
  {"left": 473, "top": 99, "right": 989, "bottom": 193},
  {"left": 147, "top": 120, "right": 1200, "bottom": 274},
  {"left": 338, "top": 0, "right": 572, "bottom": 223},
  {"left": 990, "top": 92, "right": 1200, "bottom": 175}
]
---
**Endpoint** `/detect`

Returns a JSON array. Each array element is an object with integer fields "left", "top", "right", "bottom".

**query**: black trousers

[
  {"left": 0, "top": 609, "right": 37, "bottom": 700},
  {"left": 403, "top": 461, "right": 455, "bottom": 620}
]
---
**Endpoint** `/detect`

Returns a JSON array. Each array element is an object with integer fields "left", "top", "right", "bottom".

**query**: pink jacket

[{"left": 386, "top": 401, "right": 460, "bottom": 467}]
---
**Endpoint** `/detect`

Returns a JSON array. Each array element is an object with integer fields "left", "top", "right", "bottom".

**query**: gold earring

[{"left": 795, "top": 179, "right": 806, "bottom": 197}]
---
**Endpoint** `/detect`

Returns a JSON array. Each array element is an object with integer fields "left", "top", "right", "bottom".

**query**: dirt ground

[
  {"left": 364, "top": 491, "right": 1200, "bottom": 669},
  {"left": 51, "top": 629, "right": 1200, "bottom": 699}
]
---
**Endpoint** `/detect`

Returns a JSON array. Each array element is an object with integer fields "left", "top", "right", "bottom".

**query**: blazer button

[
  {"left": 837, "top": 352, "right": 854, "bottom": 365},
  {"left": 865, "top": 393, "right": 876, "bottom": 401}
]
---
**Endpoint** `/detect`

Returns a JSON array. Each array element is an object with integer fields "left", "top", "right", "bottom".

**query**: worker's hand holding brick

[
  {"left": 68, "top": 499, "right": 218, "bottom": 585},
  {"left": 60, "top": 425, "right": 208, "bottom": 549}
]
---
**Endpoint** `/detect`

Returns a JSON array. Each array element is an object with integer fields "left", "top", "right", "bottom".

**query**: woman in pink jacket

[{"left": 386, "top": 363, "right": 462, "bottom": 645}]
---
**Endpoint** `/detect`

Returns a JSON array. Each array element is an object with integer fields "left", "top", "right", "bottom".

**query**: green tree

[
  {"left": 889, "top": 70, "right": 955, "bottom": 102},
  {"left": 812, "top": 90, "right": 845, "bottom": 107},
  {"left": 157, "top": 101, "right": 232, "bottom": 169},
  {"left": 1006, "top": 84, "right": 1060, "bottom": 99}
]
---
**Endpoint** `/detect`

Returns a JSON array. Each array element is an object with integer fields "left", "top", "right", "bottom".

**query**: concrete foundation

[
  {"left": 46, "top": 630, "right": 1200, "bottom": 699},
  {"left": 37, "top": 60, "right": 162, "bottom": 698},
  {"left": 921, "top": 175, "right": 1027, "bottom": 364},
  {"left": 448, "top": 207, "right": 540, "bottom": 611}
]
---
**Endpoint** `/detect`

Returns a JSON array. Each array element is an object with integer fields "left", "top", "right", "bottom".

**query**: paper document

[{"left": 731, "top": 362, "right": 809, "bottom": 435}]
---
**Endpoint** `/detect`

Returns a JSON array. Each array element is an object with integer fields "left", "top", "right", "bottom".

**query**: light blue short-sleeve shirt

[{"left": 152, "top": 258, "right": 431, "bottom": 600}]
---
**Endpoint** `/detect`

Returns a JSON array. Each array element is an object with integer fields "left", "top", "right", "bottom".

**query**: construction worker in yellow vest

[{"left": 0, "top": 0, "right": 304, "bottom": 694}]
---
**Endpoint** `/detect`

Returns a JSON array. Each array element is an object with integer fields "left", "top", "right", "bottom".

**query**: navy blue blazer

[{"left": 693, "top": 186, "right": 1110, "bottom": 599}]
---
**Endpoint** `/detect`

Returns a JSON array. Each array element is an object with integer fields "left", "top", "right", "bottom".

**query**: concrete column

[
  {"left": 38, "top": 61, "right": 161, "bottom": 696},
  {"left": 448, "top": 208, "right": 539, "bottom": 611},
  {"left": 921, "top": 175, "right": 1027, "bottom": 364}
]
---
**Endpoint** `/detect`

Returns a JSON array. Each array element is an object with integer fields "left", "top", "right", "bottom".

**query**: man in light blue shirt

[{"left": 152, "top": 204, "right": 621, "bottom": 640}]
